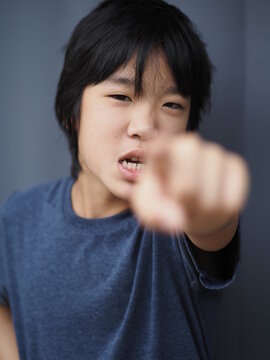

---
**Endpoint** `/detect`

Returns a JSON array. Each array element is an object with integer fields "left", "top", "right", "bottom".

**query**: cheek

[
  {"left": 78, "top": 117, "right": 124, "bottom": 167},
  {"left": 159, "top": 116, "right": 189, "bottom": 134},
  {"left": 78, "top": 101, "right": 129, "bottom": 159}
]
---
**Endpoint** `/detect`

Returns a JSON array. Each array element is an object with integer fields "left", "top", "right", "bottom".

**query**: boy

[{"left": 0, "top": 0, "right": 249, "bottom": 359}]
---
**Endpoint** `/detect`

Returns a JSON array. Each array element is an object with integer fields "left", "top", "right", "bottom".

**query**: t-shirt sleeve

[{"left": 177, "top": 222, "right": 241, "bottom": 290}]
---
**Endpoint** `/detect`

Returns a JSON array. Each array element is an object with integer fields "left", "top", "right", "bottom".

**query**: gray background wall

[{"left": 0, "top": 0, "right": 269, "bottom": 359}]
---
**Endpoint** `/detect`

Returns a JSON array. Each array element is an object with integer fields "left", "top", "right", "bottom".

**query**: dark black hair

[{"left": 55, "top": 0, "right": 213, "bottom": 179}]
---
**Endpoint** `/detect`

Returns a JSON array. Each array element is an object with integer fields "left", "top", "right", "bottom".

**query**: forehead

[{"left": 105, "top": 51, "right": 178, "bottom": 94}]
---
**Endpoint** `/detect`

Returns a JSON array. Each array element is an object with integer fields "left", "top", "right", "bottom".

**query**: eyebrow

[
  {"left": 105, "top": 76, "right": 135, "bottom": 87},
  {"left": 163, "top": 86, "right": 182, "bottom": 96},
  {"left": 105, "top": 76, "right": 186, "bottom": 97}
]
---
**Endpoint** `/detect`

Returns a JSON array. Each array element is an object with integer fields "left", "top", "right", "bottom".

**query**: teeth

[
  {"left": 136, "top": 163, "right": 145, "bottom": 170},
  {"left": 122, "top": 160, "right": 145, "bottom": 171}
]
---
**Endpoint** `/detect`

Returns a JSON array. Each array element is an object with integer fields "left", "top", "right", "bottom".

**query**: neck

[{"left": 71, "top": 172, "right": 129, "bottom": 219}]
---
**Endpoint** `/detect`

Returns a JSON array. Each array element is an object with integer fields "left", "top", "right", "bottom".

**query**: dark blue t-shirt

[{"left": 0, "top": 177, "right": 239, "bottom": 359}]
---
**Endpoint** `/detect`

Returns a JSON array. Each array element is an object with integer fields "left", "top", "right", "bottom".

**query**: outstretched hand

[{"left": 131, "top": 133, "right": 250, "bottom": 249}]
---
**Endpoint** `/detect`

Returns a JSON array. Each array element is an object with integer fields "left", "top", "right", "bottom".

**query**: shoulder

[{"left": 0, "top": 177, "right": 71, "bottom": 226}]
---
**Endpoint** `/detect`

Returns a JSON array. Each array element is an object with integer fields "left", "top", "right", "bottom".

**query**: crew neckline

[{"left": 62, "top": 177, "right": 135, "bottom": 233}]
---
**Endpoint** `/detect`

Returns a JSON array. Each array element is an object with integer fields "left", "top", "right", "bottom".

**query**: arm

[
  {"left": 185, "top": 220, "right": 240, "bottom": 280},
  {"left": 185, "top": 212, "right": 239, "bottom": 252},
  {"left": 0, "top": 305, "right": 20, "bottom": 360}
]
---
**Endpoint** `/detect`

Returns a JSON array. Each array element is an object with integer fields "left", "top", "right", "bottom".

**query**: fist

[{"left": 131, "top": 133, "right": 250, "bottom": 236}]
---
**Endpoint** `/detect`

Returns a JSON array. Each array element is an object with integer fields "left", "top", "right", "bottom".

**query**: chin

[{"left": 112, "top": 180, "right": 135, "bottom": 202}]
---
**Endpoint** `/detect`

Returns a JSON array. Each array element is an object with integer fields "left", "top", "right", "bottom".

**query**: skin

[
  {"left": 0, "top": 305, "right": 20, "bottom": 360},
  {"left": 131, "top": 133, "right": 249, "bottom": 250},
  {"left": 72, "top": 52, "right": 250, "bottom": 251}
]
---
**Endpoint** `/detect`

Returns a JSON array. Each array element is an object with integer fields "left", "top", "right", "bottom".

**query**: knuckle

[
  {"left": 204, "top": 143, "right": 224, "bottom": 158},
  {"left": 171, "top": 135, "right": 201, "bottom": 160}
]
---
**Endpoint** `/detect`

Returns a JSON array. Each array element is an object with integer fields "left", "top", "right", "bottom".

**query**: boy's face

[{"left": 77, "top": 53, "right": 191, "bottom": 201}]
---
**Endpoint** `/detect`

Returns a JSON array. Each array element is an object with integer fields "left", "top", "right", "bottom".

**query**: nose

[{"left": 127, "top": 108, "right": 158, "bottom": 141}]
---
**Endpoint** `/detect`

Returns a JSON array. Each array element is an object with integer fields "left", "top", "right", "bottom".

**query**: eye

[
  {"left": 110, "top": 94, "right": 131, "bottom": 102},
  {"left": 163, "top": 102, "right": 183, "bottom": 110}
]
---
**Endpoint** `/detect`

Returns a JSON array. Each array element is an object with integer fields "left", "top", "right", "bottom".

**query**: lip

[
  {"left": 118, "top": 148, "right": 146, "bottom": 182},
  {"left": 118, "top": 161, "right": 144, "bottom": 181},
  {"left": 118, "top": 148, "right": 146, "bottom": 163}
]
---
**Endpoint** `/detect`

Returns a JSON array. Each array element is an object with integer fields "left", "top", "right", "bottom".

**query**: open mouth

[{"left": 119, "top": 157, "right": 146, "bottom": 171}]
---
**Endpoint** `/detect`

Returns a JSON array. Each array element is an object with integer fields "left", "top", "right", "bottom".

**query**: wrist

[{"left": 185, "top": 213, "right": 239, "bottom": 251}]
